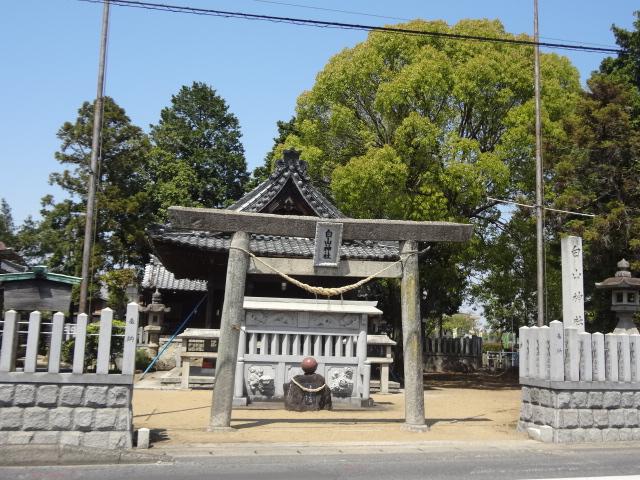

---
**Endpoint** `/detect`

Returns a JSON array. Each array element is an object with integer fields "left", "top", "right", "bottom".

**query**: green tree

[
  {"left": 20, "top": 98, "right": 154, "bottom": 285},
  {"left": 100, "top": 268, "right": 136, "bottom": 320},
  {"left": 600, "top": 11, "right": 640, "bottom": 91},
  {"left": 599, "top": 11, "right": 640, "bottom": 129},
  {"left": 548, "top": 74, "right": 640, "bottom": 332},
  {"left": 441, "top": 313, "right": 479, "bottom": 337},
  {"left": 0, "top": 199, "right": 17, "bottom": 247},
  {"left": 149, "top": 82, "right": 249, "bottom": 218},
  {"left": 279, "top": 18, "right": 580, "bottom": 319}
]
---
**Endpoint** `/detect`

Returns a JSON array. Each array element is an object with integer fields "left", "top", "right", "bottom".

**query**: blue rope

[{"left": 139, "top": 294, "right": 208, "bottom": 380}]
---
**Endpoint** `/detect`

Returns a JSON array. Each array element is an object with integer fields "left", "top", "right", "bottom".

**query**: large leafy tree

[
  {"left": 549, "top": 75, "right": 640, "bottom": 332},
  {"left": 149, "top": 82, "right": 249, "bottom": 218},
  {"left": 547, "top": 12, "right": 640, "bottom": 332},
  {"left": 278, "top": 18, "right": 580, "bottom": 320},
  {"left": 22, "top": 97, "right": 154, "bottom": 280}
]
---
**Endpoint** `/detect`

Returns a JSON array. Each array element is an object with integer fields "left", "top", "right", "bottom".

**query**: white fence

[
  {"left": 0, "top": 304, "right": 139, "bottom": 378},
  {"left": 519, "top": 320, "right": 640, "bottom": 383}
]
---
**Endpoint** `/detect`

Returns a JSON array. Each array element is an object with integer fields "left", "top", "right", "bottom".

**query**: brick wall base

[
  {"left": 0, "top": 382, "right": 133, "bottom": 448},
  {"left": 518, "top": 380, "right": 640, "bottom": 442}
]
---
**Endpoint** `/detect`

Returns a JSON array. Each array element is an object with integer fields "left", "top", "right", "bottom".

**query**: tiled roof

[
  {"left": 0, "top": 258, "right": 28, "bottom": 274},
  {"left": 227, "top": 148, "right": 345, "bottom": 219},
  {"left": 142, "top": 256, "right": 208, "bottom": 291},
  {"left": 147, "top": 224, "right": 399, "bottom": 261}
]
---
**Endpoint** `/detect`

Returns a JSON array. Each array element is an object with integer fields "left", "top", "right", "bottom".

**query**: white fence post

[
  {"left": 73, "top": 313, "right": 89, "bottom": 374},
  {"left": 549, "top": 321, "right": 565, "bottom": 381},
  {"left": 121, "top": 303, "right": 139, "bottom": 375},
  {"left": 592, "top": 332, "right": 606, "bottom": 381},
  {"left": 631, "top": 334, "right": 640, "bottom": 382},
  {"left": 519, "top": 326, "right": 529, "bottom": 378},
  {"left": 605, "top": 333, "right": 619, "bottom": 382},
  {"left": 96, "top": 309, "right": 114, "bottom": 375},
  {"left": 48, "top": 312, "right": 65, "bottom": 374},
  {"left": 0, "top": 310, "right": 19, "bottom": 372},
  {"left": 529, "top": 327, "right": 539, "bottom": 380},
  {"left": 578, "top": 332, "right": 593, "bottom": 381},
  {"left": 618, "top": 334, "right": 631, "bottom": 382},
  {"left": 564, "top": 327, "right": 579, "bottom": 381},
  {"left": 24, "top": 311, "right": 42, "bottom": 373},
  {"left": 540, "top": 326, "right": 550, "bottom": 380}
]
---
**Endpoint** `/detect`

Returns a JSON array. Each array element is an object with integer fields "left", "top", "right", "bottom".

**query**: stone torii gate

[{"left": 168, "top": 207, "right": 474, "bottom": 432}]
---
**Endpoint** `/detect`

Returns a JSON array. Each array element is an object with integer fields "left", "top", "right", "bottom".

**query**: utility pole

[
  {"left": 79, "top": 0, "right": 110, "bottom": 314},
  {"left": 534, "top": 0, "right": 545, "bottom": 327}
]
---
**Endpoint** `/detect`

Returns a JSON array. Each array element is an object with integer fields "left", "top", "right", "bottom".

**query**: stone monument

[
  {"left": 561, "top": 236, "right": 585, "bottom": 331},
  {"left": 284, "top": 357, "right": 332, "bottom": 412}
]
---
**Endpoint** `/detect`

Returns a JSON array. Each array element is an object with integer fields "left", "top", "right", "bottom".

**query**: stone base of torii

[{"left": 168, "top": 207, "right": 474, "bottom": 433}]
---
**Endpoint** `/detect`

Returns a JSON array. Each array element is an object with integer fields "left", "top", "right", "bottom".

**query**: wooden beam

[
  {"left": 247, "top": 257, "right": 403, "bottom": 278},
  {"left": 168, "top": 207, "right": 474, "bottom": 243}
]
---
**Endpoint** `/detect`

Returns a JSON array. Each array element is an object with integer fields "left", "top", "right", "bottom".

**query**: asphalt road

[{"left": 1, "top": 442, "right": 640, "bottom": 480}]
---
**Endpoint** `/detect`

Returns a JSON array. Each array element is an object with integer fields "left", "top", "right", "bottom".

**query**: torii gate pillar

[
  {"left": 168, "top": 207, "right": 474, "bottom": 433},
  {"left": 207, "top": 231, "right": 250, "bottom": 432},
  {"left": 400, "top": 240, "right": 428, "bottom": 431}
]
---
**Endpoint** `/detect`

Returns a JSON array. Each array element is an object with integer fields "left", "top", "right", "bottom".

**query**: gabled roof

[
  {"left": 226, "top": 148, "right": 345, "bottom": 219},
  {"left": 146, "top": 148, "right": 399, "bottom": 281}
]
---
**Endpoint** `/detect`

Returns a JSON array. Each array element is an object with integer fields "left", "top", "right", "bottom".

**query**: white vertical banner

[{"left": 561, "top": 236, "right": 585, "bottom": 332}]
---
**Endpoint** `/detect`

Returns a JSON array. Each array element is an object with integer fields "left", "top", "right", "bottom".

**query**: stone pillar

[
  {"left": 208, "top": 231, "right": 250, "bottom": 432},
  {"left": 561, "top": 236, "right": 585, "bottom": 331},
  {"left": 399, "top": 240, "right": 428, "bottom": 432}
]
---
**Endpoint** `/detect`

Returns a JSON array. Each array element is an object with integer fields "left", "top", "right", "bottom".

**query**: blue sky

[{"left": 0, "top": 0, "right": 637, "bottom": 225}]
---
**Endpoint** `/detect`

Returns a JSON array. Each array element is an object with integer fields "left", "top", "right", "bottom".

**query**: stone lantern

[
  {"left": 139, "top": 289, "right": 171, "bottom": 357},
  {"left": 595, "top": 259, "right": 640, "bottom": 334}
]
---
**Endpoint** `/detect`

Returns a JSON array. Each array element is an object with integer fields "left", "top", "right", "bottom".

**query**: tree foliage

[
  {"left": 441, "top": 313, "right": 479, "bottom": 337},
  {"left": 548, "top": 75, "right": 640, "bottom": 332},
  {"left": 0, "top": 199, "right": 17, "bottom": 247},
  {"left": 149, "top": 82, "right": 249, "bottom": 218},
  {"left": 278, "top": 18, "right": 580, "bottom": 321},
  {"left": 18, "top": 98, "right": 154, "bottom": 285}
]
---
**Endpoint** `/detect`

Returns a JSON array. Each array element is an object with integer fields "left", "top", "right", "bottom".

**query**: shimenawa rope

[
  {"left": 230, "top": 246, "right": 418, "bottom": 297},
  {"left": 290, "top": 377, "right": 326, "bottom": 393}
]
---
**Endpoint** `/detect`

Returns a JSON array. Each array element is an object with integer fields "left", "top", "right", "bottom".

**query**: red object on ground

[{"left": 301, "top": 357, "right": 318, "bottom": 374}]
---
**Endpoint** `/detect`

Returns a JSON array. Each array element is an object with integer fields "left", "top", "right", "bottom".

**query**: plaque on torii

[{"left": 168, "top": 207, "right": 474, "bottom": 433}]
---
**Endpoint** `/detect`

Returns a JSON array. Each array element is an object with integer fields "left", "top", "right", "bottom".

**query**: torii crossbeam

[{"left": 168, "top": 207, "right": 474, "bottom": 432}]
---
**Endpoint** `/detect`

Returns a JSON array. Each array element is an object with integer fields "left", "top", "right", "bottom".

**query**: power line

[
  {"left": 78, "top": 0, "right": 629, "bottom": 55},
  {"left": 247, "top": 0, "right": 619, "bottom": 49}
]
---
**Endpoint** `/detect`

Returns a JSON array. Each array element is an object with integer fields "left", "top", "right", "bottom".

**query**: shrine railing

[
  {"left": 244, "top": 331, "right": 359, "bottom": 359},
  {"left": 0, "top": 304, "right": 139, "bottom": 382},
  {"left": 519, "top": 320, "right": 640, "bottom": 383}
]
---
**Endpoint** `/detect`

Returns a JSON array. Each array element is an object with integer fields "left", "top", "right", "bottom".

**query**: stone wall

[
  {"left": 518, "top": 380, "right": 640, "bottom": 442},
  {"left": 423, "top": 335, "right": 483, "bottom": 373},
  {"left": 0, "top": 306, "right": 139, "bottom": 449},
  {"left": 0, "top": 382, "right": 133, "bottom": 448}
]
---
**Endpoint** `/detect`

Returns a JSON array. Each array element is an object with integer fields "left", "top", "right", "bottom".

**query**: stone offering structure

[
  {"left": 236, "top": 297, "right": 379, "bottom": 406},
  {"left": 0, "top": 305, "right": 139, "bottom": 448}
]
